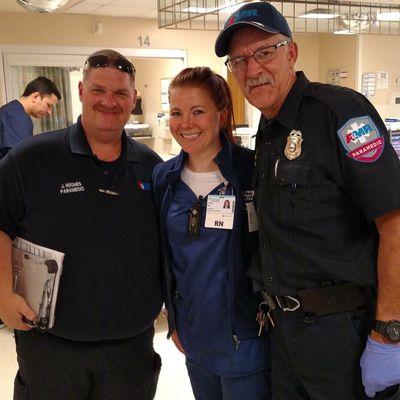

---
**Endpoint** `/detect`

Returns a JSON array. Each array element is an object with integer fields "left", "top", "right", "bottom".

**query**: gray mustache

[{"left": 246, "top": 75, "right": 273, "bottom": 91}]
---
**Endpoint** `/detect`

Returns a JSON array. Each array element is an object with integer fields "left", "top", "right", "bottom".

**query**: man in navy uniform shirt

[
  {"left": 215, "top": 2, "right": 400, "bottom": 399},
  {"left": 0, "top": 49, "right": 162, "bottom": 400},
  {"left": 0, "top": 76, "right": 61, "bottom": 159}
]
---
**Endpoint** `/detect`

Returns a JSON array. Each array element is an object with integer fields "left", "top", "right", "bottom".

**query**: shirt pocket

[{"left": 269, "top": 160, "right": 311, "bottom": 226}]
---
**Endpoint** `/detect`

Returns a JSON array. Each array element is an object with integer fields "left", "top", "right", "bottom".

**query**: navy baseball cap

[{"left": 215, "top": 2, "right": 292, "bottom": 57}]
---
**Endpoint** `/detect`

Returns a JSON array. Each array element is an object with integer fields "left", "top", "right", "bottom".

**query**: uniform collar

[
  {"left": 69, "top": 116, "right": 139, "bottom": 162},
  {"left": 274, "top": 71, "right": 310, "bottom": 130},
  {"left": 165, "top": 150, "right": 187, "bottom": 185}
]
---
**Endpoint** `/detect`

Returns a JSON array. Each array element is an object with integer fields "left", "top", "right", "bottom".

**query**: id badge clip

[{"left": 188, "top": 196, "right": 203, "bottom": 239}]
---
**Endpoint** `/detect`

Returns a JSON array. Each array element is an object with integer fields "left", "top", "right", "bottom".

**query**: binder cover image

[{"left": 12, "top": 237, "right": 65, "bottom": 331}]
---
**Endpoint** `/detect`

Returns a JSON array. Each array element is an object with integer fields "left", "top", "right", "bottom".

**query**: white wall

[{"left": 358, "top": 35, "right": 400, "bottom": 119}]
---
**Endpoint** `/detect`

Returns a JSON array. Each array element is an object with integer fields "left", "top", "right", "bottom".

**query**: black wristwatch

[{"left": 374, "top": 320, "right": 400, "bottom": 343}]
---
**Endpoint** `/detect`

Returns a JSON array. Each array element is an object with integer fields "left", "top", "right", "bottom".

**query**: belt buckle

[{"left": 275, "top": 295, "right": 301, "bottom": 312}]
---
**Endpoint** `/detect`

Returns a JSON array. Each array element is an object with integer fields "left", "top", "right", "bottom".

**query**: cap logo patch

[
  {"left": 337, "top": 116, "right": 384, "bottom": 162},
  {"left": 226, "top": 8, "right": 259, "bottom": 26}
]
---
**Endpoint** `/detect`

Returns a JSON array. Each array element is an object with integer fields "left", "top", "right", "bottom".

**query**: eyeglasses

[
  {"left": 84, "top": 55, "right": 136, "bottom": 74},
  {"left": 225, "top": 40, "right": 291, "bottom": 72}
]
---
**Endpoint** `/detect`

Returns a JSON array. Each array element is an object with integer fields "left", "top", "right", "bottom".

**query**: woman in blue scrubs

[{"left": 153, "top": 67, "right": 269, "bottom": 400}]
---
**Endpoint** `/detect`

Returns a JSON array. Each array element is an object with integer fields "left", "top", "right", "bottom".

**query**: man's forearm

[
  {"left": 360, "top": 210, "right": 400, "bottom": 397},
  {"left": 375, "top": 209, "right": 400, "bottom": 323}
]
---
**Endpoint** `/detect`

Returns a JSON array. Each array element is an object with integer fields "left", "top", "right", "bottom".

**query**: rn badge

[
  {"left": 337, "top": 116, "right": 384, "bottom": 163},
  {"left": 284, "top": 130, "right": 303, "bottom": 160}
]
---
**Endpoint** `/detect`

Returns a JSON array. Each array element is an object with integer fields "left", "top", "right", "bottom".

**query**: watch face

[{"left": 386, "top": 322, "right": 400, "bottom": 342}]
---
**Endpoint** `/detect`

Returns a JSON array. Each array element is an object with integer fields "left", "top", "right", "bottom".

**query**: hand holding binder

[
  {"left": 11, "top": 237, "right": 64, "bottom": 331},
  {"left": 0, "top": 290, "right": 37, "bottom": 331}
]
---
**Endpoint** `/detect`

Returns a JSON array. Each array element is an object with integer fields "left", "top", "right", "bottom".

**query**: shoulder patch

[{"left": 337, "top": 116, "right": 384, "bottom": 163}]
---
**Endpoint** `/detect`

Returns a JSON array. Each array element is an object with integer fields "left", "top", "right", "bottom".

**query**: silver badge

[{"left": 284, "top": 130, "right": 303, "bottom": 160}]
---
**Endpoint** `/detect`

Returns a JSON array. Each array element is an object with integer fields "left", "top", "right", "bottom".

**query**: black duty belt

[{"left": 261, "top": 283, "right": 370, "bottom": 317}]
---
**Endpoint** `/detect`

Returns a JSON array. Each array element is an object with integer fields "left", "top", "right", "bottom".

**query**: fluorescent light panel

[
  {"left": 334, "top": 29, "right": 356, "bottom": 34},
  {"left": 184, "top": 7, "right": 216, "bottom": 13},
  {"left": 183, "top": 1, "right": 256, "bottom": 15},
  {"left": 300, "top": 8, "right": 339, "bottom": 19},
  {"left": 377, "top": 12, "right": 400, "bottom": 21}
]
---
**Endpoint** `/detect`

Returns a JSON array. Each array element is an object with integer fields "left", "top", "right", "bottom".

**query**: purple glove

[{"left": 360, "top": 336, "right": 400, "bottom": 398}]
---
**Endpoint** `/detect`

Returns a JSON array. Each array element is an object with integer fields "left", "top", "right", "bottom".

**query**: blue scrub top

[
  {"left": 0, "top": 100, "right": 33, "bottom": 149},
  {"left": 166, "top": 179, "right": 265, "bottom": 378}
]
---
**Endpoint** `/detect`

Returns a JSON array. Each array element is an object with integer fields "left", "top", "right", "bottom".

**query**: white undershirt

[{"left": 181, "top": 165, "right": 226, "bottom": 198}]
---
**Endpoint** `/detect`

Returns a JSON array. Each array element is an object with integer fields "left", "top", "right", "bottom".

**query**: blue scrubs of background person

[
  {"left": 0, "top": 76, "right": 60, "bottom": 159},
  {"left": 153, "top": 67, "right": 269, "bottom": 400}
]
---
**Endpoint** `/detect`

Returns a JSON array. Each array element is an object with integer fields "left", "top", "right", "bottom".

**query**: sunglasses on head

[{"left": 84, "top": 55, "right": 135, "bottom": 74}]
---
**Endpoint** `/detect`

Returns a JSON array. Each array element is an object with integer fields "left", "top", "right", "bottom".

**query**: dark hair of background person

[
  {"left": 22, "top": 76, "right": 62, "bottom": 100},
  {"left": 169, "top": 66, "right": 235, "bottom": 143}
]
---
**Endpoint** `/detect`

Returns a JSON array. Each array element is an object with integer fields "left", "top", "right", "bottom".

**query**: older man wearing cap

[{"left": 215, "top": 2, "right": 400, "bottom": 399}]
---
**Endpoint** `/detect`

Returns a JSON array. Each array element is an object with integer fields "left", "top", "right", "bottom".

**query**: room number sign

[{"left": 137, "top": 35, "right": 150, "bottom": 47}]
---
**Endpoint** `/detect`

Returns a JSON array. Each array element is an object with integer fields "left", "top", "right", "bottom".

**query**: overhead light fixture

[
  {"left": 15, "top": 0, "right": 69, "bottom": 12},
  {"left": 377, "top": 12, "right": 400, "bottom": 21},
  {"left": 220, "top": 3, "right": 251, "bottom": 14},
  {"left": 183, "top": 1, "right": 255, "bottom": 15},
  {"left": 300, "top": 8, "right": 339, "bottom": 19},
  {"left": 334, "top": 29, "right": 356, "bottom": 35},
  {"left": 184, "top": 7, "right": 217, "bottom": 13}
]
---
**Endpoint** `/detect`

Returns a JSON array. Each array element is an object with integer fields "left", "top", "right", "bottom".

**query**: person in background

[
  {"left": 0, "top": 49, "right": 162, "bottom": 400},
  {"left": 152, "top": 66, "right": 269, "bottom": 400},
  {"left": 0, "top": 76, "right": 61, "bottom": 159},
  {"left": 215, "top": 2, "right": 400, "bottom": 399}
]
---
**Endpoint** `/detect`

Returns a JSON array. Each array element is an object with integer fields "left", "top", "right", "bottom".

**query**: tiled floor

[{"left": 0, "top": 316, "right": 194, "bottom": 400}]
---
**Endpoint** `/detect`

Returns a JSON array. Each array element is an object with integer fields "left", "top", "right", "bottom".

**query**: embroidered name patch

[
  {"left": 59, "top": 181, "right": 85, "bottom": 194},
  {"left": 337, "top": 116, "right": 384, "bottom": 163}
]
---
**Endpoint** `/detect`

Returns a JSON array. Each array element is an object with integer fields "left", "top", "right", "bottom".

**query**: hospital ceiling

[
  {"left": 3, "top": 0, "right": 400, "bottom": 35},
  {"left": 158, "top": 0, "right": 400, "bottom": 35},
  {"left": 1, "top": 0, "right": 159, "bottom": 17}
]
